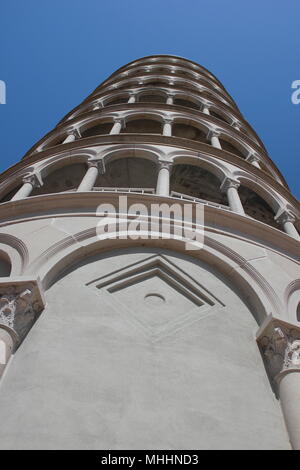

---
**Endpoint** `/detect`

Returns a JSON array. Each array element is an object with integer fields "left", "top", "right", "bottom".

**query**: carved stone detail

[
  {"left": 0, "top": 279, "right": 45, "bottom": 346},
  {"left": 220, "top": 177, "right": 240, "bottom": 193},
  {"left": 275, "top": 210, "right": 296, "bottom": 226},
  {"left": 22, "top": 173, "right": 40, "bottom": 188},
  {"left": 257, "top": 315, "right": 300, "bottom": 383},
  {"left": 158, "top": 160, "right": 173, "bottom": 171}
]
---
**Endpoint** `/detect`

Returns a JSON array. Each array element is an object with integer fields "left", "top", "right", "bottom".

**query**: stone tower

[{"left": 0, "top": 55, "right": 299, "bottom": 450}]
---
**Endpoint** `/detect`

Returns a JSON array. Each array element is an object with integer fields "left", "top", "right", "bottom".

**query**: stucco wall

[{"left": 0, "top": 247, "right": 290, "bottom": 449}]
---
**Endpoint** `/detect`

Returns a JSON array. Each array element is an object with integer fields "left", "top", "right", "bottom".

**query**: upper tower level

[{"left": 0, "top": 55, "right": 299, "bottom": 241}]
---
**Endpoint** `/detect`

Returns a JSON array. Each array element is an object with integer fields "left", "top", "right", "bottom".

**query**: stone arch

[
  {"left": 80, "top": 117, "right": 113, "bottom": 138},
  {"left": 32, "top": 162, "right": 87, "bottom": 196},
  {"left": 236, "top": 175, "right": 282, "bottom": 215},
  {"left": 209, "top": 106, "right": 232, "bottom": 124},
  {"left": 238, "top": 184, "right": 280, "bottom": 229},
  {"left": 122, "top": 114, "right": 163, "bottom": 134},
  {"left": 218, "top": 134, "right": 247, "bottom": 158},
  {"left": 104, "top": 95, "right": 129, "bottom": 106},
  {"left": 170, "top": 163, "right": 227, "bottom": 206},
  {"left": 171, "top": 154, "right": 228, "bottom": 182},
  {"left": 173, "top": 96, "right": 200, "bottom": 110},
  {"left": 284, "top": 281, "right": 300, "bottom": 323},
  {"left": 95, "top": 152, "right": 158, "bottom": 190},
  {"left": 137, "top": 90, "right": 166, "bottom": 104},
  {"left": 172, "top": 118, "right": 209, "bottom": 144},
  {"left": 0, "top": 250, "right": 11, "bottom": 277},
  {"left": 32, "top": 230, "right": 277, "bottom": 324}
]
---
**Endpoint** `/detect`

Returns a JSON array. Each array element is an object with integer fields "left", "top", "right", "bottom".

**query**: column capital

[
  {"left": 231, "top": 119, "right": 241, "bottom": 130},
  {"left": 257, "top": 315, "right": 300, "bottom": 384},
  {"left": 158, "top": 159, "right": 173, "bottom": 171},
  {"left": 93, "top": 101, "right": 103, "bottom": 110},
  {"left": 246, "top": 153, "right": 260, "bottom": 164},
  {"left": 201, "top": 102, "right": 210, "bottom": 109},
  {"left": 163, "top": 117, "right": 174, "bottom": 125},
  {"left": 0, "top": 277, "right": 45, "bottom": 348},
  {"left": 68, "top": 127, "right": 81, "bottom": 139},
  {"left": 208, "top": 129, "right": 221, "bottom": 139},
  {"left": 275, "top": 210, "right": 296, "bottom": 225},
  {"left": 87, "top": 159, "right": 105, "bottom": 174},
  {"left": 220, "top": 177, "right": 240, "bottom": 193},
  {"left": 22, "top": 173, "right": 41, "bottom": 188},
  {"left": 113, "top": 117, "right": 124, "bottom": 125}
]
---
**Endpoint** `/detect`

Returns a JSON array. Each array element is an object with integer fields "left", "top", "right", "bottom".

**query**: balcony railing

[
  {"left": 170, "top": 191, "right": 231, "bottom": 211},
  {"left": 92, "top": 187, "right": 155, "bottom": 195}
]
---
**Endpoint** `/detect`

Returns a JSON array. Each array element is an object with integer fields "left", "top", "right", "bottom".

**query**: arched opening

[
  {"left": 210, "top": 110, "right": 230, "bottom": 124},
  {"left": 138, "top": 94, "right": 165, "bottom": 103},
  {"left": 142, "top": 80, "right": 168, "bottom": 87},
  {"left": 173, "top": 98, "right": 200, "bottom": 110},
  {"left": 94, "top": 157, "right": 157, "bottom": 191},
  {"left": 172, "top": 123, "right": 208, "bottom": 144},
  {"left": 238, "top": 185, "right": 279, "bottom": 229},
  {"left": 44, "top": 135, "right": 66, "bottom": 149},
  {"left": 297, "top": 303, "right": 300, "bottom": 322},
  {"left": 105, "top": 97, "right": 128, "bottom": 106},
  {"left": 32, "top": 163, "right": 87, "bottom": 196},
  {"left": 0, "top": 251, "right": 11, "bottom": 277},
  {"left": 122, "top": 118, "right": 162, "bottom": 134},
  {"left": 81, "top": 121, "right": 112, "bottom": 138},
  {"left": 0, "top": 184, "right": 23, "bottom": 203},
  {"left": 170, "top": 164, "right": 227, "bottom": 205},
  {"left": 219, "top": 138, "right": 245, "bottom": 158}
]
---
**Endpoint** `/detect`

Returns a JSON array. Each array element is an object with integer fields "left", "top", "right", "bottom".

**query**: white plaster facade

[{"left": 0, "top": 55, "right": 299, "bottom": 449}]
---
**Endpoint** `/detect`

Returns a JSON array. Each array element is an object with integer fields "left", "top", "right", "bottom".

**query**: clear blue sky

[{"left": 1, "top": 0, "right": 299, "bottom": 198}]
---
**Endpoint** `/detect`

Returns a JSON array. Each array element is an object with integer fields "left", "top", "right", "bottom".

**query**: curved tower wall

[{"left": 0, "top": 55, "right": 299, "bottom": 450}]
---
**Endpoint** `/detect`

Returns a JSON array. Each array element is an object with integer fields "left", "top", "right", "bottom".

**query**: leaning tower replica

[{"left": 0, "top": 55, "right": 299, "bottom": 450}]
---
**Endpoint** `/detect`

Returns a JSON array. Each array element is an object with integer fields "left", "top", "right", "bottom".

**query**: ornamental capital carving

[
  {"left": 207, "top": 129, "right": 221, "bottom": 139},
  {"left": 88, "top": 158, "right": 105, "bottom": 174},
  {"left": 93, "top": 101, "right": 102, "bottom": 110},
  {"left": 113, "top": 117, "right": 124, "bottom": 126},
  {"left": 275, "top": 210, "right": 296, "bottom": 225},
  {"left": 0, "top": 278, "right": 45, "bottom": 348},
  {"left": 163, "top": 117, "right": 174, "bottom": 125},
  {"left": 68, "top": 127, "right": 81, "bottom": 139},
  {"left": 220, "top": 177, "right": 240, "bottom": 193},
  {"left": 246, "top": 153, "right": 260, "bottom": 164},
  {"left": 22, "top": 173, "right": 41, "bottom": 188},
  {"left": 257, "top": 315, "right": 300, "bottom": 384},
  {"left": 158, "top": 160, "right": 173, "bottom": 171}
]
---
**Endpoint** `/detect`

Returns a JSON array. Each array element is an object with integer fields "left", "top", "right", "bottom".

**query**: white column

[
  {"left": 163, "top": 119, "right": 173, "bottom": 137},
  {"left": 0, "top": 328, "right": 14, "bottom": 379},
  {"left": 110, "top": 118, "right": 123, "bottom": 135},
  {"left": 210, "top": 131, "right": 222, "bottom": 149},
  {"left": 11, "top": 175, "right": 39, "bottom": 201},
  {"left": 77, "top": 162, "right": 100, "bottom": 192},
  {"left": 156, "top": 161, "right": 172, "bottom": 196},
  {"left": 276, "top": 211, "right": 300, "bottom": 240},
  {"left": 247, "top": 154, "right": 261, "bottom": 169},
  {"left": 202, "top": 104, "right": 210, "bottom": 115},
  {"left": 63, "top": 128, "right": 81, "bottom": 144},
  {"left": 221, "top": 178, "right": 245, "bottom": 215},
  {"left": 128, "top": 94, "right": 136, "bottom": 104},
  {"left": 257, "top": 316, "right": 300, "bottom": 450},
  {"left": 166, "top": 95, "right": 174, "bottom": 105}
]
